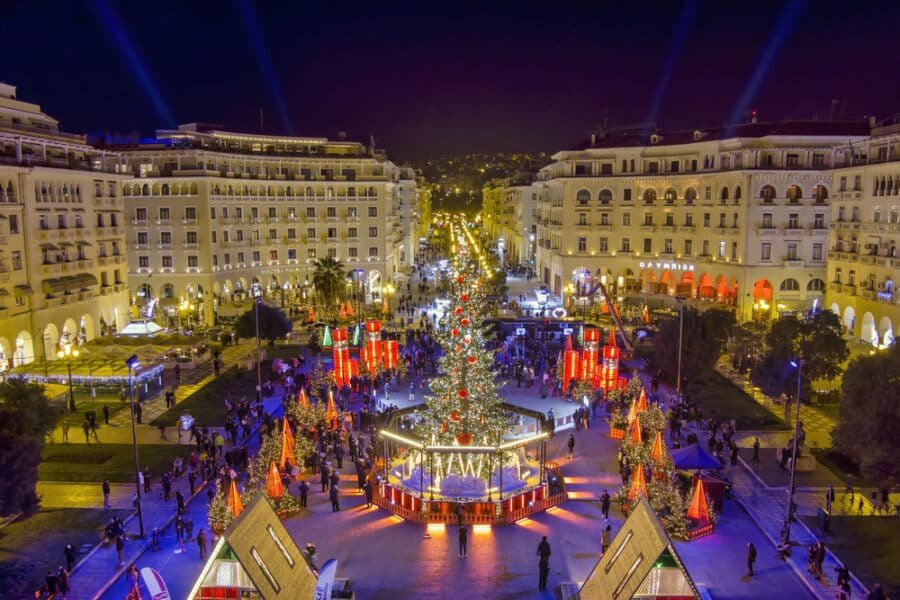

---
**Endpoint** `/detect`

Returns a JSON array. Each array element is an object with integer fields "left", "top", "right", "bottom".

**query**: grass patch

[
  {"left": 801, "top": 515, "right": 900, "bottom": 598},
  {"left": 689, "top": 369, "right": 787, "bottom": 431},
  {"left": 151, "top": 366, "right": 257, "bottom": 427},
  {"left": 809, "top": 448, "right": 882, "bottom": 488},
  {"left": 40, "top": 444, "right": 188, "bottom": 483},
  {"left": 55, "top": 393, "right": 126, "bottom": 427},
  {"left": 0, "top": 508, "right": 130, "bottom": 599}
]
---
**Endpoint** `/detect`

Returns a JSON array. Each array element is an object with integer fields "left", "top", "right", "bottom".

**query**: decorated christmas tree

[{"left": 416, "top": 246, "right": 509, "bottom": 476}]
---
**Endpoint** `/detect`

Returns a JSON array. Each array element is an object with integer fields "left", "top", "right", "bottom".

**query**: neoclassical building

[
  {"left": 481, "top": 170, "right": 538, "bottom": 268},
  {"left": 0, "top": 83, "right": 130, "bottom": 370},
  {"left": 532, "top": 120, "right": 873, "bottom": 321},
  {"left": 118, "top": 124, "right": 419, "bottom": 326},
  {"left": 827, "top": 120, "right": 900, "bottom": 347}
]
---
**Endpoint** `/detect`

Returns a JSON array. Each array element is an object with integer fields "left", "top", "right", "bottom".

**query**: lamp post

[
  {"left": 384, "top": 283, "right": 395, "bottom": 329},
  {"left": 675, "top": 296, "right": 686, "bottom": 396},
  {"left": 252, "top": 283, "right": 263, "bottom": 402},
  {"left": 57, "top": 335, "right": 79, "bottom": 412},
  {"left": 563, "top": 283, "right": 576, "bottom": 317},
  {"left": 125, "top": 354, "right": 145, "bottom": 537},
  {"left": 783, "top": 358, "right": 804, "bottom": 544}
]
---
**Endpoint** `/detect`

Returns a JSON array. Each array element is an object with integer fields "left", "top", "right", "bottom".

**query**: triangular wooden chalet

[
  {"left": 189, "top": 495, "right": 318, "bottom": 599},
  {"left": 578, "top": 497, "right": 700, "bottom": 600}
]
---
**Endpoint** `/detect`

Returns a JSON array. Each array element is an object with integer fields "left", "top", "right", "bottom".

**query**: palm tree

[{"left": 311, "top": 256, "right": 344, "bottom": 309}]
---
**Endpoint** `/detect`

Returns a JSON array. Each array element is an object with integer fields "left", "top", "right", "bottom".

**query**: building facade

[
  {"left": 533, "top": 120, "right": 871, "bottom": 321},
  {"left": 481, "top": 170, "right": 538, "bottom": 268},
  {"left": 826, "top": 121, "right": 900, "bottom": 346},
  {"left": 118, "top": 124, "right": 418, "bottom": 326},
  {"left": 0, "top": 83, "right": 129, "bottom": 371}
]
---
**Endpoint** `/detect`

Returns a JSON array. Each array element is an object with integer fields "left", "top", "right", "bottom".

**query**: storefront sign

[{"left": 637, "top": 261, "right": 695, "bottom": 271}]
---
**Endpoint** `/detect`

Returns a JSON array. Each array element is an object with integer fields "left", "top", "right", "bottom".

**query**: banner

[
  {"left": 140, "top": 567, "right": 171, "bottom": 600},
  {"left": 314, "top": 559, "right": 338, "bottom": 600}
]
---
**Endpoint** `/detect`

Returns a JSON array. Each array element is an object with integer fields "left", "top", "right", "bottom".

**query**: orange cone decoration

[
  {"left": 382, "top": 298, "right": 389, "bottom": 315},
  {"left": 346, "top": 301, "right": 354, "bottom": 317},
  {"left": 325, "top": 391, "right": 338, "bottom": 429},
  {"left": 280, "top": 417, "right": 295, "bottom": 469},
  {"left": 650, "top": 431, "right": 665, "bottom": 463},
  {"left": 266, "top": 461, "right": 284, "bottom": 500},
  {"left": 307, "top": 307, "right": 316, "bottom": 323},
  {"left": 298, "top": 388, "right": 310, "bottom": 409},
  {"left": 227, "top": 479, "right": 244, "bottom": 518},
  {"left": 642, "top": 305, "right": 651, "bottom": 325},
  {"left": 687, "top": 477, "right": 710, "bottom": 526},
  {"left": 629, "top": 414, "right": 642, "bottom": 444},
  {"left": 637, "top": 389, "right": 648, "bottom": 412},
  {"left": 628, "top": 464, "right": 648, "bottom": 501},
  {"left": 339, "top": 303, "right": 347, "bottom": 319},
  {"left": 607, "top": 329, "right": 617, "bottom": 348},
  {"left": 626, "top": 400, "right": 637, "bottom": 426}
]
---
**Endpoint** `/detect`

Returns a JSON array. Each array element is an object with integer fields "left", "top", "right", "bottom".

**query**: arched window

[
  {"left": 305, "top": 186, "right": 313, "bottom": 197},
  {"left": 760, "top": 185, "right": 776, "bottom": 200},
  {"left": 598, "top": 189, "right": 613, "bottom": 204},
  {"left": 780, "top": 278, "right": 800, "bottom": 291},
  {"left": 664, "top": 188, "right": 677, "bottom": 202},
  {"left": 141, "top": 184, "right": 150, "bottom": 196},
  {"left": 162, "top": 283, "right": 176, "bottom": 298},
  {"left": 643, "top": 189, "right": 657, "bottom": 204},
  {"left": 786, "top": 185, "right": 802, "bottom": 202},
  {"left": 812, "top": 185, "right": 828, "bottom": 203},
  {"left": 684, "top": 188, "right": 697, "bottom": 204},
  {"left": 161, "top": 183, "right": 170, "bottom": 195},
  {"left": 734, "top": 186, "right": 742, "bottom": 200},
  {"left": 347, "top": 187, "right": 356, "bottom": 197},
  {"left": 720, "top": 187, "right": 729, "bottom": 201},
  {"left": 807, "top": 278, "right": 825, "bottom": 292},
  {"left": 576, "top": 189, "right": 590, "bottom": 205}
]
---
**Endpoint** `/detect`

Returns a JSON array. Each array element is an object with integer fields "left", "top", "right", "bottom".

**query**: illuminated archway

[
  {"left": 659, "top": 270, "right": 676, "bottom": 295},
  {"left": 79, "top": 314, "right": 95, "bottom": 342},
  {"left": 638, "top": 269, "right": 656, "bottom": 294},
  {"left": 697, "top": 272, "right": 714, "bottom": 299},
  {"left": 715, "top": 275, "right": 728, "bottom": 301},
  {"left": 877, "top": 316, "right": 894, "bottom": 348},
  {"left": 860, "top": 312, "right": 877, "bottom": 346},
  {"left": 677, "top": 271, "right": 694, "bottom": 296},
  {"left": 842, "top": 306, "right": 856, "bottom": 333},
  {"left": 43, "top": 323, "right": 60, "bottom": 359},
  {"left": 14, "top": 331, "right": 34, "bottom": 366}
]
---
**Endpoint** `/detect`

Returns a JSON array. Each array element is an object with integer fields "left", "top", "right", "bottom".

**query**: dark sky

[{"left": 2, "top": 0, "right": 899, "bottom": 160}]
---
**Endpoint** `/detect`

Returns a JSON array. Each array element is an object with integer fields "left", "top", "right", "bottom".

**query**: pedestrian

[
  {"left": 62, "top": 421, "right": 70, "bottom": 443},
  {"left": 143, "top": 467, "right": 151, "bottom": 494},
  {"left": 826, "top": 484, "right": 835, "bottom": 514},
  {"left": 567, "top": 433, "right": 575, "bottom": 459},
  {"left": 115, "top": 534, "right": 125, "bottom": 566},
  {"left": 64, "top": 543, "right": 76, "bottom": 573},
  {"left": 746, "top": 542, "right": 757, "bottom": 577},
  {"left": 57, "top": 565, "right": 69, "bottom": 597},
  {"left": 103, "top": 405, "right": 110, "bottom": 425},
  {"left": 83, "top": 420, "right": 91, "bottom": 443},
  {"left": 601, "top": 524, "right": 612, "bottom": 553},
  {"left": 158, "top": 423, "right": 168, "bottom": 441},
  {"left": 197, "top": 529, "right": 208, "bottom": 560},
  {"left": 176, "top": 490, "right": 185, "bottom": 513},
  {"left": 175, "top": 513, "right": 184, "bottom": 543},
  {"left": 151, "top": 527, "right": 160, "bottom": 552},
  {"left": 188, "top": 469, "right": 197, "bottom": 495},
  {"left": 185, "top": 515, "right": 194, "bottom": 542},
  {"left": 102, "top": 479, "right": 111, "bottom": 509},
  {"left": 458, "top": 523, "right": 468, "bottom": 557},
  {"left": 329, "top": 483, "right": 341, "bottom": 512},
  {"left": 299, "top": 479, "right": 309, "bottom": 507},
  {"left": 600, "top": 490, "right": 611, "bottom": 519},
  {"left": 135, "top": 402, "right": 142, "bottom": 424},
  {"left": 752, "top": 437, "right": 760, "bottom": 463},
  {"left": 537, "top": 535, "right": 551, "bottom": 590},
  {"left": 363, "top": 479, "right": 374, "bottom": 508}
]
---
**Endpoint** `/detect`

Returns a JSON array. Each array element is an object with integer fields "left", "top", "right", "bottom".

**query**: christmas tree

[{"left": 416, "top": 246, "right": 509, "bottom": 478}]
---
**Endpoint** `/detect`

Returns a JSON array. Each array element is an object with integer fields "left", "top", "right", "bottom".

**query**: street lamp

[
  {"left": 252, "top": 283, "right": 263, "bottom": 402},
  {"left": 783, "top": 358, "right": 805, "bottom": 545},
  {"left": 675, "top": 296, "right": 686, "bottom": 396},
  {"left": 125, "top": 354, "right": 145, "bottom": 538},
  {"left": 57, "top": 335, "right": 79, "bottom": 412},
  {"left": 563, "top": 283, "right": 576, "bottom": 315}
]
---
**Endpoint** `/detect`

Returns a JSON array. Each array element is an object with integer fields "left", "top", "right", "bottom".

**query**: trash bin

[{"left": 817, "top": 507, "right": 830, "bottom": 533}]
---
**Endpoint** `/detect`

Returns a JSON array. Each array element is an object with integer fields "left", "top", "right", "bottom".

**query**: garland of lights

[{"left": 17, "top": 364, "right": 165, "bottom": 387}]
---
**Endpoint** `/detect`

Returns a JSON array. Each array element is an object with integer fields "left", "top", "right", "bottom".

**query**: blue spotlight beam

[
  {"left": 88, "top": 0, "right": 175, "bottom": 128},
  {"left": 726, "top": 0, "right": 807, "bottom": 132},
  {"left": 234, "top": 0, "right": 295, "bottom": 134},
  {"left": 645, "top": 0, "right": 698, "bottom": 127}
]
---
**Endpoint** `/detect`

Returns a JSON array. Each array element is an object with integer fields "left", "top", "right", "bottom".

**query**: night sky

[{"left": 2, "top": 0, "right": 899, "bottom": 160}]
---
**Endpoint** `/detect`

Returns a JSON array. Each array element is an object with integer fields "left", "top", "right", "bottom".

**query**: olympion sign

[{"left": 638, "top": 261, "right": 695, "bottom": 271}]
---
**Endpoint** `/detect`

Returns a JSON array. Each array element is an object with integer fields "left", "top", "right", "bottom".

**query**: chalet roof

[{"left": 579, "top": 497, "right": 700, "bottom": 600}]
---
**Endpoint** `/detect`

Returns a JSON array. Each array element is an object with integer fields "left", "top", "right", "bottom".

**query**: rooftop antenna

[{"left": 259, "top": 108, "right": 264, "bottom": 134}]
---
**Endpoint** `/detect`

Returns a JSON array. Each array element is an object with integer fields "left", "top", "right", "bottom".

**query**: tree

[
  {"left": 311, "top": 257, "right": 345, "bottom": 308},
  {"left": 731, "top": 320, "right": 770, "bottom": 373},
  {"left": 832, "top": 344, "right": 900, "bottom": 481},
  {"left": 753, "top": 310, "right": 849, "bottom": 400},
  {"left": 0, "top": 379, "right": 60, "bottom": 516},
  {"left": 235, "top": 303, "right": 292, "bottom": 345},
  {"left": 654, "top": 306, "right": 735, "bottom": 382}
]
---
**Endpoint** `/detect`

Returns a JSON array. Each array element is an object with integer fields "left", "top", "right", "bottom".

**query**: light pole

[
  {"left": 563, "top": 283, "right": 575, "bottom": 317},
  {"left": 125, "top": 354, "right": 145, "bottom": 538},
  {"left": 384, "top": 283, "right": 395, "bottom": 329},
  {"left": 675, "top": 296, "right": 686, "bottom": 396},
  {"left": 783, "top": 358, "right": 804, "bottom": 544},
  {"left": 252, "top": 283, "right": 263, "bottom": 402},
  {"left": 57, "top": 335, "right": 79, "bottom": 412}
]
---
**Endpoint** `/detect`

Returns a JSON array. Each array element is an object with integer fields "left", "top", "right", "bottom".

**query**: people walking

[
  {"left": 458, "top": 523, "right": 468, "bottom": 557},
  {"left": 537, "top": 536, "right": 551, "bottom": 590},
  {"left": 299, "top": 479, "right": 309, "bottom": 508},
  {"left": 62, "top": 421, "right": 70, "bottom": 443},
  {"left": 600, "top": 490, "right": 611, "bottom": 519},
  {"left": 567, "top": 434, "right": 575, "bottom": 459},
  {"left": 64, "top": 543, "right": 75, "bottom": 573},
  {"left": 115, "top": 534, "right": 125, "bottom": 566},
  {"left": 197, "top": 529, "right": 208, "bottom": 560},
  {"left": 601, "top": 525, "right": 612, "bottom": 553},
  {"left": 329, "top": 483, "right": 341, "bottom": 512},
  {"left": 746, "top": 542, "right": 757, "bottom": 577},
  {"left": 102, "top": 479, "right": 111, "bottom": 509}
]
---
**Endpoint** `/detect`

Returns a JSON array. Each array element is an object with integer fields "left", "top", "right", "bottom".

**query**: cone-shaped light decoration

[
  {"left": 628, "top": 464, "right": 648, "bottom": 501},
  {"left": 322, "top": 325, "right": 332, "bottom": 347},
  {"left": 565, "top": 334, "right": 573, "bottom": 352},
  {"left": 626, "top": 400, "right": 637, "bottom": 426},
  {"left": 650, "top": 431, "right": 665, "bottom": 463},
  {"left": 629, "top": 414, "right": 642, "bottom": 445},
  {"left": 382, "top": 298, "right": 389, "bottom": 315},
  {"left": 298, "top": 388, "right": 310, "bottom": 409},
  {"left": 227, "top": 479, "right": 244, "bottom": 518},
  {"left": 642, "top": 304, "right": 651, "bottom": 325},
  {"left": 325, "top": 391, "right": 338, "bottom": 428},
  {"left": 307, "top": 307, "right": 316, "bottom": 323},
  {"left": 346, "top": 301, "right": 355, "bottom": 317},
  {"left": 266, "top": 461, "right": 284, "bottom": 500},
  {"left": 351, "top": 323, "right": 361, "bottom": 346},
  {"left": 339, "top": 303, "right": 347, "bottom": 319},
  {"left": 280, "top": 417, "right": 295, "bottom": 469},
  {"left": 687, "top": 477, "right": 710, "bottom": 526},
  {"left": 637, "top": 389, "right": 648, "bottom": 412}
]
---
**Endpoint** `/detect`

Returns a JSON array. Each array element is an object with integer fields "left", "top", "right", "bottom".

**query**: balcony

[
  {"left": 41, "top": 263, "right": 60, "bottom": 274},
  {"left": 757, "top": 225, "right": 778, "bottom": 235},
  {"left": 183, "top": 242, "right": 200, "bottom": 249},
  {"left": 181, "top": 218, "right": 199, "bottom": 225},
  {"left": 809, "top": 226, "right": 828, "bottom": 236},
  {"left": 783, "top": 258, "right": 804, "bottom": 267},
  {"left": 679, "top": 225, "right": 696, "bottom": 233},
  {"left": 639, "top": 224, "right": 657, "bottom": 232},
  {"left": 830, "top": 282, "right": 842, "bottom": 293}
]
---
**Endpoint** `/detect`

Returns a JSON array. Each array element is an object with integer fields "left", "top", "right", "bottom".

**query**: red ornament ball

[
  {"left": 460, "top": 318, "right": 470, "bottom": 326},
  {"left": 450, "top": 410, "right": 461, "bottom": 422},
  {"left": 455, "top": 307, "right": 463, "bottom": 315},
  {"left": 458, "top": 389, "right": 468, "bottom": 399},
  {"left": 450, "top": 328, "right": 459, "bottom": 337},
  {"left": 454, "top": 345, "right": 462, "bottom": 353},
  {"left": 460, "top": 294, "right": 470, "bottom": 303},
  {"left": 467, "top": 355, "right": 477, "bottom": 364},
  {"left": 456, "top": 276, "right": 464, "bottom": 284}
]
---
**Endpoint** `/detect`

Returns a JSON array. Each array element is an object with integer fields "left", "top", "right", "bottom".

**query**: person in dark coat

[
  {"left": 458, "top": 524, "right": 468, "bottom": 557},
  {"left": 298, "top": 479, "right": 309, "bottom": 508},
  {"left": 746, "top": 542, "right": 757, "bottom": 576},
  {"left": 600, "top": 490, "right": 611, "bottom": 519},
  {"left": 197, "top": 529, "right": 208, "bottom": 560},
  {"left": 320, "top": 466, "right": 330, "bottom": 492},
  {"left": 567, "top": 434, "right": 575, "bottom": 458},
  {"left": 329, "top": 484, "right": 341, "bottom": 512},
  {"left": 64, "top": 542, "right": 76, "bottom": 573},
  {"left": 363, "top": 479, "right": 374, "bottom": 508},
  {"left": 537, "top": 536, "right": 551, "bottom": 590}
]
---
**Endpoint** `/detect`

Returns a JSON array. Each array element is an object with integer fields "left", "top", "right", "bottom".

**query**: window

[
  {"left": 621, "top": 237, "right": 631, "bottom": 252},
  {"left": 187, "top": 256, "right": 199, "bottom": 267},
  {"left": 848, "top": 269, "right": 856, "bottom": 285},
  {"left": 839, "top": 176, "right": 847, "bottom": 191},
  {"left": 252, "top": 251, "right": 260, "bottom": 263},
  {"left": 647, "top": 162, "right": 659, "bottom": 174},
  {"left": 690, "top": 159, "right": 698, "bottom": 171},
  {"left": 137, "top": 232, "right": 149, "bottom": 245},
  {"left": 664, "top": 238, "right": 673, "bottom": 254},
  {"left": 786, "top": 153, "right": 799, "bottom": 167},
  {"left": 268, "top": 206, "right": 277, "bottom": 218},
  {"left": 642, "top": 189, "right": 656, "bottom": 204},
  {"left": 732, "top": 241, "right": 738, "bottom": 260},
  {"left": 135, "top": 208, "right": 147, "bottom": 221},
  {"left": 269, "top": 249, "right": 278, "bottom": 261},
  {"left": 287, "top": 228, "right": 296, "bottom": 240},
  {"left": 762, "top": 213, "right": 773, "bottom": 228},
  {"left": 307, "top": 248, "right": 317, "bottom": 258},
  {"left": 235, "top": 229, "right": 243, "bottom": 241},
  {"left": 578, "top": 213, "right": 587, "bottom": 226},
  {"left": 306, "top": 207, "right": 316, "bottom": 218},
  {"left": 786, "top": 242, "right": 799, "bottom": 260},
  {"left": 138, "top": 256, "right": 149, "bottom": 268},
  {"left": 159, "top": 207, "right": 170, "bottom": 220},
  {"left": 718, "top": 240, "right": 726, "bottom": 258},
  {"left": 160, "top": 231, "right": 172, "bottom": 245},
  {"left": 186, "top": 231, "right": 198, "bottom": 244},
  {"left": 348, "top": 227, "right": 358, "bottom": 238},
  {"left": 348, "top": 247, "right": 358, "bottom": 258},
  {"left": 718, "top": 213, "right": 726, "bottom": 227},
  {"left": 788, "top": 213, "right": 799, "bottom": 229},
  {"left": 235, "top": 207, "right": 243, "bottom": 218},
  {"left": 224, "top": 253, "right": 231, "bottom": 265},
  {"left": 684, "top": 213, "right": 693, "bottom": 226},
  {"left": 834, "top": 267, "right": 842, "bottom": 283},
  {"left": 786, "top": 185, "right": 802, "bottom": 203},
  {"left": 760, "top": 185, "right": 776, "bottom": 201},
  {"left": 369, "top": 246, "right": 379, "bottom": 257},
  {"left": 703, "top": 213, "right": 710, "bottom": 227},
  {"left": 57, "top": 214, "right": 66, "bottom": 229},
  {"left": 287, "top": 248, "right": 296, "bottom": 260},
  {"left": 578, "top": 237, "right": 587, "bottom": 252},
  {"left": 347, "top": 206, "right": 357, "bottom": 218},
  {"left": 760, "top": 243, "right": 771, "bottom": 261},
  {"left": 702, "top": 240, "right": 709, "bottom": 256},
  {"left": 368, "top": 206, "right": 377, "bottom": 217},
  {"left": 327, "top": 206, "right": 337, "bottom": 218},
  {"left": 210, "top": 207, "right": 216, "bottom": 219},
  {"left": 732, "top": 213, "right": 739, "bottom": 228},
  {"left": 287, "top": 207, "right": 296, "bottom": 218},
  {"left": 665, "top": 213, "right": 674, "bottom": 226},
  {"left": 601, "top": 163, "right": 613, "bottom": 175},
  {"left": 576, "top": 190, "right": 590, "bottom": 205},
  {"left": 683, "top": 239, "right": 692, "bottom": 255},
  {"left": 622, "top": 213, "right": 631, "bottom": 226},
  {"left": 812, "top": 243, "right": 823, "bottom": 261},
  {"left": 307, "top": 227, "right": 316, "bottom": 238},
  {"left": 368, "top": 227, "right": 378, "bottom": 237},
  {"left": 237, "top": 251, "right": 244, "bottom": 263},
  {"left": 623, "top": 188, "right": 632, "bottom": 201},
  {"left": 643, "top": 213, "right": 653, "bottom": 226},
  {"left": 684, "top": 188, "right": 696, "bottom": 204},
  {"left": 664, "top": 188, "right": 677, "bottom": 203},
  {"left": 162, "top": 256, "right": 172, "bottom": 268},
  {"left": 814, "top": 213, "right": 825, "bottom": 228},
  {"left": 780, "top": 278, "right": 800, "bottom": 291},
  {"left": 597, "top": 189, "right": 612, "bottom": 205},
  {"left": 600, "top": 213, "right": 610, "bottom": 226},
  {"left": 12, "top": 251, "right": 22, "bottom": 270},
  {"left": 808, "top": 277, "right": 825, "bottom": 292},
  {"left": 669, "top": 161, "right": 679, "bottom": 173},
  {"left": 599, "top": 237, "right": 608, "bottom": 252},
  {"left": 704, "top": 186, "right": 711, "bottom": 201},
  {"left": 574, "top": 163, "right": 590, "bottom": 176},
  {"left": 251, "top": 207, "right": 259, "bottom": 219},
  {"left": 327, "top": 227, "right": 337, "bottom": 239},
  {"left": 813, "top": 153, "right": 825, "bottom": 168}
]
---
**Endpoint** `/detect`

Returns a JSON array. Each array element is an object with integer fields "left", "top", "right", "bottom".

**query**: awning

[
  {"left": 42, "top": 278, "right": 66, "bottom": 295},
  {"left": 40, "top": 243, "right": 58, "bottom": 250},
  {"left": 14, "top": 284, "right": 34, "bottom": 296}
]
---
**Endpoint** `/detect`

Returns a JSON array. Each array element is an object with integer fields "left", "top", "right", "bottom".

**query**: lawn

[
  {"left": 54, "top": 393, "right": 126, "bottom": 427},
  {"left": 689, "top": 369, "right": 787, "bottom": 431},
  {"left": 801, "top": 515, "right": 900, "bottom": 598},
  {"left": 0, "top": 508, "right": 130, "bottom": 599},
  {"left": 40, "top": 443, "right": 189, "bottom": 483}
]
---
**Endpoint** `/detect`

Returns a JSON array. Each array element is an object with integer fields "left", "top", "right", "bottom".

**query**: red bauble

[
  {"left": 460, "top": 318, "right": 470, "bottom": 326},
  {"left": 467, "top": 355, "right": 476, "bottom": 364},
  {"left": 455, "top": 307, "right": 463, "bottom": 315},
  {"left": 460, "top": 294, "right": 470, "bottom": 303},
  {"left": 456, "top": 432, "right": 473, "bottom": 446},
  {"left": 456, "top": 276, "right": 464, "bottom": 284},
  {"left": 454, "top": 345, "right": 462, "bottom": 353},
  {"left": 450, "top": 410, "right": 461, "bottom": 422},
  {"left": 458, "top": 389, "right": 468, "bottom": 399},
  {"left": 440, "top": 420, "right": 448, "bottom": 433},
  {"left": 450, "top": 328, "right": 459, "bottom": 337}
]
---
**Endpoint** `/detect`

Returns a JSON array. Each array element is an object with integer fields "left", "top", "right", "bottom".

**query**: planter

[{"left": 609, "top": 427, "right": 625, "bottom": 440}]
